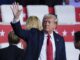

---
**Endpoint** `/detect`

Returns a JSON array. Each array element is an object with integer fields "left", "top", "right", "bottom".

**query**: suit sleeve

[{"left": 11, "top": 21, "right": 30, "bottom": 42}]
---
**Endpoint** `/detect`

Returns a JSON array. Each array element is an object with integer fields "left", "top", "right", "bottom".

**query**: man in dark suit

[
  {"left": 10, "top": 3, "right": 66, "bottom": 60},
  {"left": 74, "top": 31, "right": 80, "bottom": 60},
  {"left": 0, "top": 31, "right": 24, "bottom": 60}
]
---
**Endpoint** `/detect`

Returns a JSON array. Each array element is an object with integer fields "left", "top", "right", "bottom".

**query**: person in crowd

[
  {"left": 10, "top": 2, "right": 66, "bottom": 60},
  {"left": 0, "top": 31, "right": 24, "bottom": 60},
  {"left": 74, "top": 31, "right": 80, "bottom": 60}
]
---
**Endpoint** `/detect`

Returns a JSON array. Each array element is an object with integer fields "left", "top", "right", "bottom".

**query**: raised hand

[{"left": 11, "top": 2, "right": 22, "bottom": 20}]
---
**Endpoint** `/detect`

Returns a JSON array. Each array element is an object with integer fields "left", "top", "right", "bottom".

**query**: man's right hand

[{"left": 11, "top": 2, "right": 22, "bottom": 21}]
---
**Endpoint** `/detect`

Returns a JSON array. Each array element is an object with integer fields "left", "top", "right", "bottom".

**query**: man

[
  {"left": 74, "top": 31, "right": 80, "bottom": 60},
  {"left": 0, "top": 31, "right": 24, "bottom": 60},
  {"left": 10, "top": 3, "right": 66, "bottom": 60}
]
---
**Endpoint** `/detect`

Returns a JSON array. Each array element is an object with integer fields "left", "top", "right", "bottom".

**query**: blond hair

[{"left": 26, "top": 16, "right": 43, "bottom": 30}]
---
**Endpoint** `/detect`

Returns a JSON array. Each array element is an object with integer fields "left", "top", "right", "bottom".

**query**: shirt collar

[{"left": 44, "top": 32, "right": 53, "bottom": 39}]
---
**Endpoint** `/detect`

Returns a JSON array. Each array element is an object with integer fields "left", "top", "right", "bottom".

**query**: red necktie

[{"left": 47, "top": 34, "right": 53, "bottom": 60}]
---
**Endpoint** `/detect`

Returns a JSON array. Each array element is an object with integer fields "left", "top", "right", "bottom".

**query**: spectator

[
  {"left": 74, "top": 31, "right": 80, "bottom": 60},
  {"left": 0, "top": 31, "right": 24, "bottom": 60}
]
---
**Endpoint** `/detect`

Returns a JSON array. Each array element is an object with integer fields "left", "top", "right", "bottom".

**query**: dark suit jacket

[
  {"left": 11, "top": 21, "right": 66, "bottom": 60},
  {"left": 0, "top": 45, "right": 24, "bottom": 60}
]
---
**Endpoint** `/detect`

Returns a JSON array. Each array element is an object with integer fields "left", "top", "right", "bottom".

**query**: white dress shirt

[{"left": 38, "top": 32, "right": 56, "bottom": 60}]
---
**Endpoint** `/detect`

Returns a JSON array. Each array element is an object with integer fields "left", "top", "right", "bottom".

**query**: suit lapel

[
  {"left": 53, "top": 32, "right": 60, "bottom": 60},
  {"left": 53, "top": 32, "right": 60, "bottom": 44}
]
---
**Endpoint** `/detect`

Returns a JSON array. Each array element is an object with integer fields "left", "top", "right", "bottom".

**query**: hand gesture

[{"left": 11, "top": 2, "right": 22, "bottom": 20}]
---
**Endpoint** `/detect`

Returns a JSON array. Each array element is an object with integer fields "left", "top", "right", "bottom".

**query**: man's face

[{"left": 42, "top": 17, "right": 57, "bottom": 33}]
